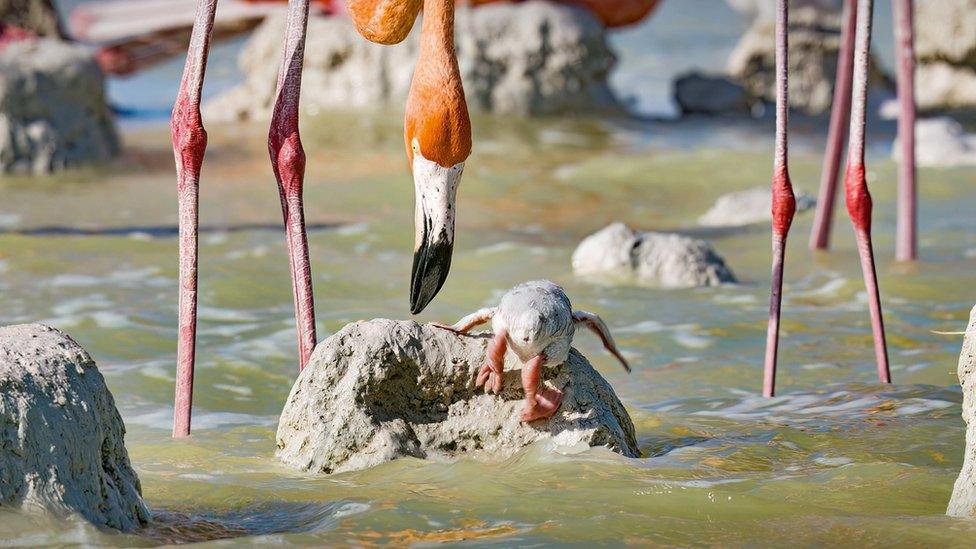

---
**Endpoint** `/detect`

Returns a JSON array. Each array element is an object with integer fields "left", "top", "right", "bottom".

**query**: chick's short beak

[{"left": 409, "top": 153, "right": 464, "bottom": 315}]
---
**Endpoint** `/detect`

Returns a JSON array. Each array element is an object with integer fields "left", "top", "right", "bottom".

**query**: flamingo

[
  {"left": 762, "top": 0, "right": 795, "bottom": 397},
  {"left": 767, "top": 0, "right": 891, "bottom": 396},
  {"left": 809, "top": 0, "right": 856, "bottom": 252},
  {"left": 844, "top": 0, "right": 891, "bottom": 384},
  {"left": 170, "top": 0, "right": 470, "bottom": 436},
  {"left": 345, "top": 0, "right": 472, "bottom": 313},
  {"left": 171, "top": 0, "right": 216, "bottom": 438},
  {"left": 809, "top": 0, "right": 917, "bottom": 263},
  {"left": 247, "top": 0, "right": 661, "bottom": 28},
  {"left": 893, "top": 0, "right": 916, "bottom": 262},
  {"left": 268, "top": 0, "right": 316, "bottom": 372}
]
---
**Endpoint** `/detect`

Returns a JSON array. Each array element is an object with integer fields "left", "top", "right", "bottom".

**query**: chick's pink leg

[
  {"left": 520, "top": 353, "right": 563, "bottom": 422},
  {"left": 476, "top": 329, "right": 507, "bottom": 394}
]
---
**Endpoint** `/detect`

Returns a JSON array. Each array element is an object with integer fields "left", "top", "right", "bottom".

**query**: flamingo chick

[{"left": 437, "top": 280, "right": 630, "bottom": 422}]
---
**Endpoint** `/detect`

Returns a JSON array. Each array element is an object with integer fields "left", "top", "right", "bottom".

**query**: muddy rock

[
  {"left": 572, "top": 222, "right": 736, "bottom": 288},
  {"left": 0, "top": 324, "right": 148, "bottom": 531},
  {"left": 915, "top": 0, "right": 976, "bottom": 111},
  {"left": 0, "top": 39, "right": 119, "bottom": 174},
  {"left": 948, "top": 305, "right": 976, "bottom": 517},
  {"left": 275, "top": 319, "right": 639, "bottom": 474},
  {"left": 916, "top": 63, "right": 976, "bottom": 112},
  {"left": 698, "top": 186, "right": 816, "bottom": 228},
  {"left": 893, "top": 117, "right": 976, "bottom": 168},
  {"left": 726, "top": 0, "right": 890, "bottom": 114},
  {"left": 724, "top": 0, "right": 841, "bottom": 23},
  {"left": 673, "top": 72, "right": 754, "bottom": 116},
  {"left": 206, "top": 0, "right": 617, "bottom": 121},
  {"left": 0, "top": 0, "right": 63, "bottom": 38}
]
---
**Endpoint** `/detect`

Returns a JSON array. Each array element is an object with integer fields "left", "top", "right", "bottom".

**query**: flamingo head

[{"left": 404, "top": 73, "right": 472, "bottom": 314}]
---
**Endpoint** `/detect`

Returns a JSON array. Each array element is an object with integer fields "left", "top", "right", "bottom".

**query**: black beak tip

[
  {"left": 409, "top": 298, "right": 428, "bottom": 316},
  {"left": 409, "top": 240, "right": 454, "bottom": 315}
]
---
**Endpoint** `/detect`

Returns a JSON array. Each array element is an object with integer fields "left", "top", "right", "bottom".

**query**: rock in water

[
  {"left": 0, "top": 0, "right": 64, "bottom": 38},
  {"left": 0, "top": 324, "right": 148, "bottom": 531},
  {"left": 459, "top": 1, "right": 616, "bottom": 115},
  {"left": 915, "top": 0, "right": 976, "bottom": 111},
  {"left": 698, "top": 186, "right": 816, "bottom": 228},
  {"left": 206, "top": 1, "right": 618, "bottom": 121},
  {"left": 726, "top": 0, "right": 890, "bottom": 114},
  {"left": 275, "top": 319, "right": 639, "bottom": 474},
  {"left": 572, "top": 222, "right": 736, "bottom": 288},
  {"left": 892, "top": 117, "right": 976, "bottom": 168},
  {"left": 673, "top": 72, "right": 754, "bottom": 116},
  {"left": 948, "top": 305, "right": 976, "bottom": 517},
  {"left": 724, "top": 0, "right": 839, "bottom": 23},
  {"left": 0, "top": 39, "right": 119, "bottom": 174}
]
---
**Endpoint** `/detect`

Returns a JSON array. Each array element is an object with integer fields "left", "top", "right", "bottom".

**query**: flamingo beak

[{"left": 409, "top": 152, "right": 464, "bottom": 314}]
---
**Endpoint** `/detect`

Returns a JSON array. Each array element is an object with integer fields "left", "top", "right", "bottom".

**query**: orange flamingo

[
  {"left": 810, "top": 0, "right": 917, "bottom": 262},
  {"left": 172, "top": 0, "right": 317, "bottom": 438},
  {"left": 249, "top": 0, "right": 661, "bottom": 28},
  {"left": 171, "top": 0, "right": 216, "bottom": 438},
  {"left": 762, "top": 0, "right": 795, "bottom": 397},
  {"left": 892, "top": 0, "right": 916, "bottom": 262},
  {"left": 170, "top": 0, "right": 471, "bottom": 436},
  {"left": 766, "top": 0, "right": 890, "bottom": 396},
  {"left": 172, "top": 0, "right": 320, "bottom": 438},
  {"left": 460, "top": 0, "right": 660, "bottom": 27},
  {"left": 844, "top": 0, "right": 890, "bottom": 384},
  {"left": 345, "top": 0, "right": 472, "bottom": 313}
]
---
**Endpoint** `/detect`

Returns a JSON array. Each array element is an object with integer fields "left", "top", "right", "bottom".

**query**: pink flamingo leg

[
  {"left": 809, "top": 0, "right": 857, "bottom": 251},
  {"left": 269, "top": 0, "right": 316, "bottom": 370},
  {"left": 845, "top": 0, "right": 891, "bottom": 384},
  {"left": 763, "top": 0, "right": 796, "bottom": 398},
  {"left": 893, "top": 0, "right": 917, "bottom": 262},
  {"left": 171, "top": 0, "right": 218, "bottom": 438}
]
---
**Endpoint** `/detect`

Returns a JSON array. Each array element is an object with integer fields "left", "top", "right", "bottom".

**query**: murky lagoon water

[
  {"left": 4, "top": 1, "right": 976, "bottom": 545},
  {"left": 1, "top": 110, "right": 975, "bottom": 546}
]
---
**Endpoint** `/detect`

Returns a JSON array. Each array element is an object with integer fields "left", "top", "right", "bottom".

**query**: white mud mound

[
  {"left": 572, "top": 222, "right": 736, "bottom": 288},
  {"left": 0, "top": 39, "right": 118, "bottom": 174},
  {"left": 726, "top": 0, "right": 890, "bottom": 114},
  {"left": 205, "top": 0, "right": 617, "bottom": 120},
  {"left": 275, "top": 319, "right": 639, "bottom": 474},
  {"left": 698, "top": 186, "right": 816, "bottom": 228},
  {"left": 915, "top": 0, "right": 976, "bottom": 111},
  {"left": 949, "top": 305, "right": 976, "bottom": 517},
  {"left": 0, "top": 324, "right": 147, "bottom": 531},
  {"left": 893, "top": 117, "right": 976, "bottom": 168}
]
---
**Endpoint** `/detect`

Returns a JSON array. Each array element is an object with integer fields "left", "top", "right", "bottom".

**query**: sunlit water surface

[{"left": 1, "top": 109, "right": 975, "bottom": 546}]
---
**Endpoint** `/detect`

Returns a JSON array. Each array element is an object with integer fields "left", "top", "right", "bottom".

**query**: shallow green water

[{"left": 1, "top": 112, "right": 976, "bottom": 546}]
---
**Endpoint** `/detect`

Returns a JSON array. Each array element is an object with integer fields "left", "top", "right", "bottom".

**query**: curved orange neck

[
  {"left": 405, "top": 0, "right": 472, "bottom": 168},
  {"left": 419, "top": 0, "right": 455, "bottom": 60}
]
